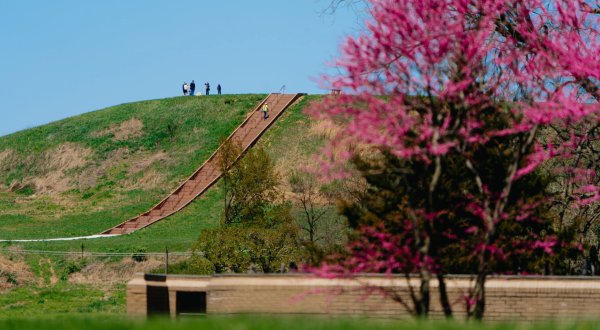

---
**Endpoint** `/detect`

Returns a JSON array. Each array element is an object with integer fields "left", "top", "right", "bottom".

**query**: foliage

[
  {"left": 196, "top": 206, "right": 300, "bottom": 273},
  {"left": 58, "top": 258, "right": 89, "bottom": 281},
  {"left": 0, "top": 270, "right": 18, "bottom": 285},
  {"left": 244, "top": 210, "right": 301, "bottom": 273},
  {"left": 221, "top": 144, "right": 281, "bottom": 225},
  {"left": 332, "top": 145, "right": 587, "bottom": 276},
  {"left": 131, "top": 248, "right": 148, "bottom": 263},
  {"left": 311, "top": 0, "right": 599, "bottom": 320},
  {"left": 166, "top": 255, "right": 215, "bottom": 275},
  {"left": 195, "top": 226, "right": 252, "bottom": 273},
  {"left": 542, "top": 119, "right": 600, "bottom": 273},
  {"left": 199, "top": 146, "right": 301, "bottom": 273}
]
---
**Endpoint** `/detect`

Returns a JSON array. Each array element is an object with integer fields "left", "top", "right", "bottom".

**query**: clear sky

[{"left": 0, "top": 1, "right": 364, "bottom": 137}]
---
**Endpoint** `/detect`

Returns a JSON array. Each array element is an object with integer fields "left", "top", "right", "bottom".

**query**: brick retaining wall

[{"left": 127, "top": 274, "right": 600, "bottom": 321}]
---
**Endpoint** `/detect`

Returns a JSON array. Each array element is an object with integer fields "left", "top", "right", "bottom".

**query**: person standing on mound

[
  {"left": 205, "top": 82, "right": 210, "bottom": 96},
  {"left": 190, "top": 80, "right": 196, "bottom": 96},
  {"left": 217, "top": 84, "right": 222, "bottom": 95},
  {"left": 182, "top": 82, "right": 188, "bottom": 96},
  {"left": 262, "top": 103, "right": 269, "bottom": 120}
]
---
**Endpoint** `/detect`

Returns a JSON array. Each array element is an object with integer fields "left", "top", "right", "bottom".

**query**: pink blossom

[{"left": 309, "top": 0, "right": 599, "bottom": 317}]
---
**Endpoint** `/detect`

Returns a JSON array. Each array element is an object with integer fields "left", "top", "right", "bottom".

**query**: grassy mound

[
  {"left": 0, "top": 95, "right": 337, "bottom": 253},
  {"left": 0, "top": 95, "right": 265, "bottom": 243}
]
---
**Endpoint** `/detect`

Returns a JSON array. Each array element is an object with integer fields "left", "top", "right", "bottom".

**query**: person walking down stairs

[{"left": 262, "top": 103, "right": 269, "bottom": 120}]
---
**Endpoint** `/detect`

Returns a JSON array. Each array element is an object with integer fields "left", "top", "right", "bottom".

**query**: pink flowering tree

[{"left": 312, "top": 0, "right": 599, "bottom": 319}]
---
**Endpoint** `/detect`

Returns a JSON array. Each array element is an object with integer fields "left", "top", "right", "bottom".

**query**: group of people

[
  {"left": 182, "top": 80, "right": 222, "bottom": 96},
  {"left": 180, "top": 80, "right": 269, "bottom": 120}
]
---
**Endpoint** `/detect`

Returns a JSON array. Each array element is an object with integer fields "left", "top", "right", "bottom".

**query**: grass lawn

[
  {"left": 3, "top": 186, "right": 223, "bottom": 253},
  {"left": 0, "top": 316, "right": 598, "bottom": 330},
  {"left": 0, "top": 283, "right": 125, "bottom": 318}
]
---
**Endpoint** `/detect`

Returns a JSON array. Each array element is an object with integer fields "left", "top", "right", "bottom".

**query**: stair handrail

[{"left": 273, "top": 85, "right": 286, "bottom": 106}]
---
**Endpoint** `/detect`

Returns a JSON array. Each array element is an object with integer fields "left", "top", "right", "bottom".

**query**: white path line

[{"left": 0, "top": 234, "right": 121, "bottom": 242}]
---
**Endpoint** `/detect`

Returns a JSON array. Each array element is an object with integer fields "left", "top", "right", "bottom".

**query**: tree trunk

[
  {"left": 473, "top": 272, "right": 487, "bottom": 320},
  {"left": 224, "top": 176, "right": 228, "bottom": 223},
  {"left": 437, "top": 273, "right": 453, "bottom": 318},
  {"left": 418, "top": 271, "right": 431, "bottom": 317}
]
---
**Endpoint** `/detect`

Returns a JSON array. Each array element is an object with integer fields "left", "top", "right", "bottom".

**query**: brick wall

[{"left": 127, "top": 274, "right": 600, "bottom": 321}]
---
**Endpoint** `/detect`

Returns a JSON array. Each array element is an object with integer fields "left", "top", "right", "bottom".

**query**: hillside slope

[
  {"left": 0, "top": 95, "right": 265, "bottom": 241},
  {"left": 0, "top": 95, "right": 337, "bottom": 252}
]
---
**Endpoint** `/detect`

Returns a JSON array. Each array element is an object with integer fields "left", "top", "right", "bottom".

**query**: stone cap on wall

[{"left": 133, "top": 273, "right": 600, "bottom": 290}]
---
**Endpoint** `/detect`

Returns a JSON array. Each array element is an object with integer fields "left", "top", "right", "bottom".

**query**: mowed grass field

[{"left": 0, "top": 316, "right": 598, "bottom": 330}]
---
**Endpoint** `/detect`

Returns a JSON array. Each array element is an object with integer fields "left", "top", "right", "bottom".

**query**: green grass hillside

[
  {"left": 0, "top": 95, "right": 265, "bottom": 243},
  {"left": 0, "top": 94, "right": 336, "bottom": 253}
]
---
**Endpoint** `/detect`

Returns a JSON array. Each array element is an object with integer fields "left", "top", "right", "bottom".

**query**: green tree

[
  {"left": 198, "top": 145, "right": 301, "bottom": 273},
  {"left": 220, "top": 142, "right": 280, "bottom": 225},
  {"left": 196, "top": 226, "right": 252, "bottom": 273},
  {"left": 218, "top": 138, "right": 242, "bottom": 225}
]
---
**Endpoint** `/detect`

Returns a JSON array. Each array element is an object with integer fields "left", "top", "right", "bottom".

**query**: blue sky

[{"left": 0, "top": 1, "right": 364, "bottom": 137}]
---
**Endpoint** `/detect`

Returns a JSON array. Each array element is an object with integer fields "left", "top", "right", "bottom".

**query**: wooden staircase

[{"left": 100, "top": 93, "right": 304, "bottom": 235}]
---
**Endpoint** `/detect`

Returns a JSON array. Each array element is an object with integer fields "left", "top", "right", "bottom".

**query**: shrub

[
  {"left": 168, "top": 256, "right": 215, "bottom": 275},
  {"left": 132, "top": 247, "right": 148, "bottom": 262},
  {"left": 59, "top": 258, "right": 88, "bottom": 281}
]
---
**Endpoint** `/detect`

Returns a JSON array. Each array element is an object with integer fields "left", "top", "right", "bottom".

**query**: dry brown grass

[
  {"left": 67, "top": 146, "right": 167, "bottom": 192},
  {"left": 43, "top": 143, "right": 92, "bottom": 171},
  {"left": 309, "top": 120, "right": 342, "bottom": 140},
  {"left": 271, "top": 120, "right": 343, "bottom": 202},
  {"left": 14, "top": 143, "right": 93, "bottom": 195},
  {"left": 0, "top": 150, "right": 17, "bottom": 191},
  {"left": 69, "top": 257, "right": 163, "bottom": 286},
  {"left": 0, "top": 254, "right": 35, "bottom": 293},
  {"left": 130, "top": 152, "right": 167, "bottom": 174},
  {"left": 27, "top": 172, "right": 72, "bottom": 195},
  {"left": 5, "top": 144, "right": 169, "bottom": 213},
  {"left": 77, "top": 147, "right": 131, "bottom": 189},
  {"left": 274, "top": 145, "right": 302, "bottom": 177},
  {"left": 91, "top": 118, "right": 144, "bottom": 141},
  {"left": 3, "top": 143, "right": 92, "bottom": 195},
  {"left": 127, "top": 169, "right": 165, "bottom": 190},
  {"left": 0, "top": 149, "right": 13, "bottom": 165}
]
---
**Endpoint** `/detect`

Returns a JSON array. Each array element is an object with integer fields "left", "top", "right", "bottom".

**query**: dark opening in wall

[
  {"left": 147, "top": 286, "right": 170, "bottom": 315},
  {"left": 176, "top": 291, "right": 207, "bottom": 316}
]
